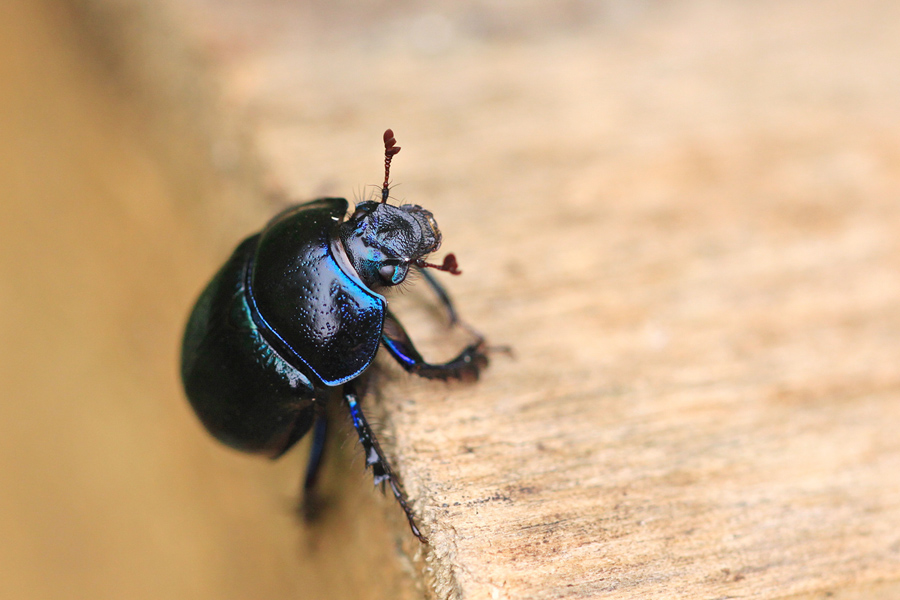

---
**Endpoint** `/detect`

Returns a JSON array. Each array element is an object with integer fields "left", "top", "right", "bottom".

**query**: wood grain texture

[{"left": 55, "top": 0, "right": 900, "bottom": 598}]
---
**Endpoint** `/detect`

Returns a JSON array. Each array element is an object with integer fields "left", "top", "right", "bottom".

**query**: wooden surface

[{"left": 5, "top": 0, "right": 900, "bottom": 598}]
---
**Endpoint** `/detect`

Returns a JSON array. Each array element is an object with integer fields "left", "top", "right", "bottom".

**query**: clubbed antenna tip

[
  {"left": 382, "top": 129, "right": 401, "bottom": 203},
  {"left": 416, "top": 253, "right": 462, "bottom": 276}
]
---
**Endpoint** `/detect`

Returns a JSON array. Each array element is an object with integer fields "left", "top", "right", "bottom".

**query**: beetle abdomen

[{"left": 181, "top": 235, "right": 316, "bottom": 457}]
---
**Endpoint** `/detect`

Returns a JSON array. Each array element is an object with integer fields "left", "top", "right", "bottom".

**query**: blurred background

[{"left": 2, "top": 0, "right": 900, "bottom": 599}]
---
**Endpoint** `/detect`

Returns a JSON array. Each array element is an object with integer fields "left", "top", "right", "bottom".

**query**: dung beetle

[{"left": 181, "top": 130, "right": 489, "bottom": 541}]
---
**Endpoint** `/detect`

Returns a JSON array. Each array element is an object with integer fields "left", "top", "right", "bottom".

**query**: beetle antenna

[
  {"left": 382, "top": 128, "right": 401, "bottom": 203},
  {"left": 416, "top": 253, "right": 462, "bottom": 276}
]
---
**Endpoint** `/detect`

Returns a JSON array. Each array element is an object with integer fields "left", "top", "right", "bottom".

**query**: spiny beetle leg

[
  {"left": 381, "top": 311, "right": 489, "bottom": 382},
  {"left": 344, "top": 384, "right": 426, "bottom": 542}
]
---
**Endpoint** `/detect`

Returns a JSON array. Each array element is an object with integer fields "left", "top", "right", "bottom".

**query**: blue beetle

[{"left": 181, "top": 130, "right": 488, "bottom": 541}]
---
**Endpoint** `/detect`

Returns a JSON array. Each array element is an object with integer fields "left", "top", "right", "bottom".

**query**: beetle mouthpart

[
  {"left": 399, "top": 204, "right": 442, "bottom": 255},
  {"left": 423, "top": 212, "right": 442, "bottom": 252}
]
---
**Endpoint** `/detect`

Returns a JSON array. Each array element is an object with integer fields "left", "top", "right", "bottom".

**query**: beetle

[{"left": 181, "top": 130, "right": 489, "bottom": 541}]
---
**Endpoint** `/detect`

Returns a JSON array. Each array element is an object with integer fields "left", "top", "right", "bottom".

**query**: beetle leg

[
  {"left": 303, "top": 413, "right": 328, "bottom": 493},
  {"left": 382, "top": 311, "right": 488, "bottom": 381},
  {"left": 300, "top": 413, "right": 328, "bottom": 520},
  {"left": 416, "top": 267, "right": 460, "bottom": 325},
  {"left": 344, "top": 385, "right": 426, "bottom": 542},
  {"left": 416, "top": 268, "right": 491, "bottom": 341}
]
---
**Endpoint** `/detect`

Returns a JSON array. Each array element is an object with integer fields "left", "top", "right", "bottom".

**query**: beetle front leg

[
  {"left": 416, "top": 267, "right": 460, "bottom": 326},
  {"left": 344, "top": 384, "right": 426, "bottom": 542},
  {"left": 417, "top": 267, "right": 490, "bottom": 341},
  {"left": 382, "top": 311, "right": 488, "bottom": 381}
]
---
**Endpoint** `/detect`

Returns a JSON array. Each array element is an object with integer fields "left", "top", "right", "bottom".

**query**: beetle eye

[{"left": 379, "top": 264, "right": 398, "bottom": 284}]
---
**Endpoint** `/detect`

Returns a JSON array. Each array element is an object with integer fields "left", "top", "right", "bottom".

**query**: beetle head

[
  {"left": 340, "top": 201, "right": 443, "bottom": 288},
  {"left": 340, "top": 129, "right": 462, "bottom": 289}
]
